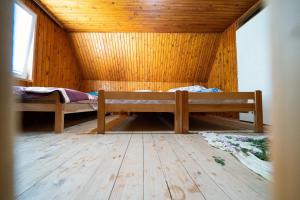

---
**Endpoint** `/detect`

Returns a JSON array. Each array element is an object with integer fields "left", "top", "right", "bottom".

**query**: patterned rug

[{"left": 201, "top": 132, "right": 272, "bottom": 181}]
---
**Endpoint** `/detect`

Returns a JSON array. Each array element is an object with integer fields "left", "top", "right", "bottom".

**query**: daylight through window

[{"left": 12, "top": 2, "right": 36, "bottom": 80}]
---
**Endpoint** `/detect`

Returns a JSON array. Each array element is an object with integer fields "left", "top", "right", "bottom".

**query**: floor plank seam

[
  {"left": 107, "top": 134, "right": 133, "bottom": 200},
  {"left": 182, "top": 134, "right": 267, "bottom": 199},
  {"left": 70, "top": 134, "right": 131, "bottom": 200},
  {"left": 172, "top": 134, "right": 234, "bottom": 200},
  {"left": 166, "top": 136, "right": 208, "bottom": 200},
  {"left": 150, "top": 134, "right": 173, "bottom": 200},
  {"left": 16, "top": 139, "right": 96, "bottom": 199}
]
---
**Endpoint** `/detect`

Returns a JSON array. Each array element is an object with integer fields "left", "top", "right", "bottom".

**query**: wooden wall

[
  {"left": 15, "top": 0, "right": 240, "bottom": 96},
  {"left": 15, "top": 0, "right": 82, "bottom": 90},
  {"left": 207, "top": 23, "right": 239, "bottom": 118},
  {"left": 81, "top": 80, "right": 206, "bottom": 92},
  {"left": 70, "top": 33, "right": 220, "bottom": 83},
  {"left": 207, "top": 23, "right": 238, "bottom": 92}
]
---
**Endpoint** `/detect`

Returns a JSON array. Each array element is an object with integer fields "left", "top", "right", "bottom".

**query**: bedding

[
  {"left": 14, "top": 86, "right": 241, "bottom": 105},
  {"left": 83, "top": 88, "right": 242, "bottom": 104},
  {"left": 167, "top": 85, "right": 207, "bottom": 92},
  {"left": 167, "top": 85, "right": 222, "bottom": 93},
  {"left": 88, "top": 91, "right": 98, "bottom": 96},
  {"left": 88, "top": 89, "right": 154, "bottom": 97},
  {"left": 13, "top": 86, "right": 97, "bottom": 103}
]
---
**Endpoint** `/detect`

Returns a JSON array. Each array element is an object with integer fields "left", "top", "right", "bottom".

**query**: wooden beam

[
  {"left": 105, "top": 114, "right": 129, "bottom": 131},
  {"left": 181, "top": 91, "right": 189, "bottom": 133},
  {"left": 90, "top": 114, "right": 129, "bottom": 133},
  {"left": 97, "top": 90, "right": 105, "bottom": 134},
  {"left": 54, "top": 100, "right": 64, "bottom": 133},
  {"left": 188, "top": 92, "right": 255, "bottom": 100},
  {"left": 31, "top": 0, "right": 64, "bottom": 29},
  {"left": 15, "top": 103, "right": 56, "bottom": 112},
  {"left": 189, "top": 104, "right": 255, "bottom": 112},
  {"left": 191, "top": 114, "right": 259, "bottom": 131},
  {"left": 237, "top": 0, "right": 264, "bottom": 28},
  {"left": 174, "top": 91, "right": 181, "bottom": 133},
  {"left": 254, "top": 90, "right": 263, "bottom": 133}
]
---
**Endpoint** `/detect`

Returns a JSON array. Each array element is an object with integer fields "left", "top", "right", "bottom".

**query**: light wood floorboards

[{"left": 15, "top": 120, "right": 269, "bottom": 200}]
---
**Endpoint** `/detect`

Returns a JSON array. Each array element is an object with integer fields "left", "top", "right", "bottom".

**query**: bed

[
  {"left": 97, "top": 90, "right": 182, "bottom": 133},
  {"left": 14, "top": 87, "right": 97, "bottom": 133},
  {"left": 180, "top": 90, "right": 263, "bottom": 133},
  {"left": 97, "top": 90, "right": 263, "bottom": 134},
  {"left": 14, "top": 86, "right": 263, "bottom": 134}
]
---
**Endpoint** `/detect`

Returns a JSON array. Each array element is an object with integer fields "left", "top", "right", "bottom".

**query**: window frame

[{"left": 12, "top": 0, "right": 37, "bottom": 82}]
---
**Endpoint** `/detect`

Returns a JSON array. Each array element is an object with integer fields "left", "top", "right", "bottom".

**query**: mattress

[
  {"left": 105, "top": 99, "right": 246, "bottom": 104},
  {"left": 75, "top": 98, "right": 247, "bottom": 106},
  {"left": 189, "top": 99, "right": 248, "bottom": 104}
]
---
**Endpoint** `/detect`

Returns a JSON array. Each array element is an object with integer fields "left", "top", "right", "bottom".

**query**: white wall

[{"left": 236, "top": 7, "right": 272, "bottom": 124}]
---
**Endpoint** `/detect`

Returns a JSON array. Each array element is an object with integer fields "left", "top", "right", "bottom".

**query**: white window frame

[{"left": 12, "top": 0, "right": 37, "bottom": 81}]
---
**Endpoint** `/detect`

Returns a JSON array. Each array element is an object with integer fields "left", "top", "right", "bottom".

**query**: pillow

[
  {"left": 88, "top": 91, "right": 98, "bottom": 96},
  {"left": 167, "top": 85, "right": 207, "bottom": 92},
  {"left": 196, "top": 88, "right": 222, "bottom": 93}
]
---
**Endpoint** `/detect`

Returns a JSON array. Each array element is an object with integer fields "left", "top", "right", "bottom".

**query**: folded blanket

[{"left": 13, "top": 86, "right": 97, "bottom": 103}]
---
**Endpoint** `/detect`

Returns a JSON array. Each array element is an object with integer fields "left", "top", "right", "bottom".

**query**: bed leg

[
  {"left": 254, "top": 90, "right": 263, "bottom": 133},
  {"left": 181, "top": 91, "right": 189, "bottom": 133},
  {"left": 175, "top": 91, "right": 181, "bottom": 133},
  {"left": 97, "top": 90, "right": 105, "bottom": 134},
  {"left": 54, "top": 101, "right": 64, "bottom": 133}
]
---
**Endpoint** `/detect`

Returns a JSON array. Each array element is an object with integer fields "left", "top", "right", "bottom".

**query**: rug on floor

[{"left": 201, "top": 132, "right": 272, "bottom": 181}]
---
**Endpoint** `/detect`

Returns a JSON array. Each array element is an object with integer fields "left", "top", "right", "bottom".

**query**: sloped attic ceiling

[
  {"left": 37, "top": 0, "right": 259, "bottom": 83},
  {"left": 70, "top": 33, "right": 220, "bottom": 82},
  {"left": 38, "top": 0, "right": 258, "bottom": 32}
]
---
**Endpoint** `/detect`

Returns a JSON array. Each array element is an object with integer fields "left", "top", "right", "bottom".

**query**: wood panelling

[
  {"left": 208, "top": 23, "right": 238, "bottom": 92},
  {"left": 16, "top": 0, "right": 82, "bottom": 90},
  {"left": 81, "top": 80, "right": 206, "bottom": 92},
  {"left": 207, "top": 23, "right": 239, "bottom": 118},
  {"left": 38, "top": 0, "right": 258, "bottom": 32},
  {"left": 70, "top": 33, "right": 220, "bottom": 83}
]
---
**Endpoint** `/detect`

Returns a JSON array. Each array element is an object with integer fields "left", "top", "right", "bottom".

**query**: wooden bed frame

[
  {"left": 97, "top": 90, "right": 182, "bottom": 133},
  {"left": 16, "top": 92, "right": 97, "bottom": 133},
  {"left": 97, "top": 90, "right": 263, "bottom": 134},
  {"left": 16, "top": 90, "right": 263, "bottom": 134},
  {"left": 179, "top": 90, "right": 263, "bottom": 133}
]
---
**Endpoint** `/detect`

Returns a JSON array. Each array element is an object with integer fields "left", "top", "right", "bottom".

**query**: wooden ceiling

[
  {"left": 33, "top": 0, "right": 257, "bottom": 84},
  {"left": 70, "top": 33, "right": 220, "bottom": 82},
  {"left": 39, "top": 0, "right": 258, "bottom": 32}
]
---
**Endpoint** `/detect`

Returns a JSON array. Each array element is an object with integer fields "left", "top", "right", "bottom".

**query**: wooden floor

[{"left": 15, "top": 116, "right": 270, "bottom": 200}]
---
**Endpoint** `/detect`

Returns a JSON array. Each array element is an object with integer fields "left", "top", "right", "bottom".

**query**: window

[{"left": 12, "top": 1, "right": 36, "bottom": 80}]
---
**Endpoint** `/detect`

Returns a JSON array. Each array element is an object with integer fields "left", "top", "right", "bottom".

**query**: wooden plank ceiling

[
  {"left": 70, "top": 33, "right": 220, "bottom": 82},
  {"left": 36, "top": 0, "right": 258, "bottom": 84},
  {"left": 38, "top": 0, "right": 258, "bottom": 32}
]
